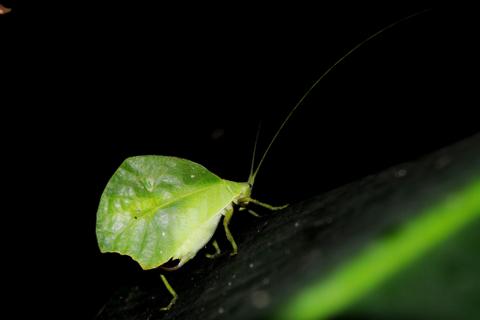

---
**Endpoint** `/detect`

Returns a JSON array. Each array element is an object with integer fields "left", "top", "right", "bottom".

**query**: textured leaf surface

[{"left": 96, "top": 156, "right": 242, "bottom": 269}]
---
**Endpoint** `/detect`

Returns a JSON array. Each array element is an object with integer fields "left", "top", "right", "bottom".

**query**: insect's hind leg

[
  {"left": 160, "top": 274, "right": 178, "bottom": 311},
  {"left": 223, "top": 207, "right": 238, "bottom": 256},
  {"left": 247, "top": 198, "right": 289, "bottom": 211}
]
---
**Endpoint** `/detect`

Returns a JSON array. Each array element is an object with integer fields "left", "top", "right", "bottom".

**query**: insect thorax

[{"left": 224, "top": 180, "right": 251, "bottom": 206}]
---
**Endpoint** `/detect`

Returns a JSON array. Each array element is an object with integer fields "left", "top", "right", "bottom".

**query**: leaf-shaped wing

[{"left": 96, "top": 156, "right": 237, "bottom": 269}]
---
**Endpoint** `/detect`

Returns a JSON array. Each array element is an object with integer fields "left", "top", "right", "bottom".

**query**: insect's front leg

[
  {"left": 238, "top": 204, "right": 261, "bottom": 217},
  {"left": 223, "top": 206, "right": 238, "bottom": 256},
  {"left": 246, "top": 198, "right": 289, "bottom": 211}
]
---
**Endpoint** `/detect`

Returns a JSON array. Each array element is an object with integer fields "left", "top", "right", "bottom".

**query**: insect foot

[{"left": 159, "top": 275, "right": 178, "bottom": 311}]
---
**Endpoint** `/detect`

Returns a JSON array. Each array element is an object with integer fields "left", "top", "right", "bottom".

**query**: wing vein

[{"left": 110, "top": 183, "right": 222, "bottom": 247}]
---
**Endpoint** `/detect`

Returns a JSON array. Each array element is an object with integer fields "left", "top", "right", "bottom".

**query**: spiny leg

[
  {"left": 247, "top": 198, "right": 289, "bottom": 211},
  {"left": 205, "top": 240, "right": 222, "bottom": 259},
  {"left": 223, "top": 207, "right": 238, "bottom": 256},
  {"left": 160, "top": 274, "right": 178, "bottom": 311}
]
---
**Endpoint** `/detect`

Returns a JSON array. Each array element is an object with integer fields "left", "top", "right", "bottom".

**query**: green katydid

[{"left": 96, "top": 11, "right": 427, "bottom": 310}]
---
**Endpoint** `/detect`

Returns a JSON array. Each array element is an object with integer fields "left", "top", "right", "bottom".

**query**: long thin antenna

[
  {"left": 249, "top": 9, "right": 430, "bottom": 186},
  {"left": 248, "top": 122, "right": 262, "bottom": 186}
]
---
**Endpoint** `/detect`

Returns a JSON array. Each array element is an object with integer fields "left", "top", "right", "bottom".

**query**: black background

[{"left": 1, "top": 2, "right": 478, "bottom": 319}]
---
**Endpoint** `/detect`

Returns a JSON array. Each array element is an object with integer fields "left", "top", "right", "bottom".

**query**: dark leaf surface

[{"left": 96, "top": 134, "right": 480, "bottom": 319}]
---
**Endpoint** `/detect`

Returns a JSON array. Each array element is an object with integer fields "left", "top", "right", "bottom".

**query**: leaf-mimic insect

[{"left": 96, "top": 11, "right": 428, "bottom": 310}]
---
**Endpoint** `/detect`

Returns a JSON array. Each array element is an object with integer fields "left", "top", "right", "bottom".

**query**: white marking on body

[
  {"left": 160, "top": 190, "right": 172, "bottom": 200},
  {"left": 145, "top": 177, "right": 155, "bottom": 192},
  {"left": 159, "top": 213, "right": 169, "bottom": 226},
  {"left": 159, "top": 175, "right": 181, "bottom": 185}
]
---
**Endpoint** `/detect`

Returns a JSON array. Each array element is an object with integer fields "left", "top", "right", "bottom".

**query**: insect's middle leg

[
  {"left": 205, "top": 240, "right": 222, "bottom": 259},
  {"left": 223, "top": 206, "right": 238, "bottom": 256}
]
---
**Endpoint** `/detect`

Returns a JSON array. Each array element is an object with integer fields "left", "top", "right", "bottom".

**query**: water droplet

[
  {"left": 232, "top": 274, "right": 237, "bottom": 279},
  {"left": 227, "top": 281, "right": 232, "bottom": 286},
  {"left": 395, "top": 168, "right": 407, "bottom": 177},
  {"left": 190, "top": 174, "right": 196, "bottom": 178},
  {"left": 162, "top": 231, "right": 166, "bottom": 237},
  {"left": 249, "top": 263, "right": 254, "bottom": 268},
  {"left": 435, "top": 156, "right": 451, "bottom": 169},
  {"left": 294, "top": 221, "right": 300, "bottom": 227},
  {"left": 251, "top": 290, "right": 271, "bottom": 309},
  {"left": 218, "top": 307, "right": 224, "bottom": 314}
]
